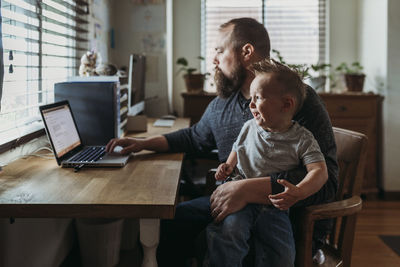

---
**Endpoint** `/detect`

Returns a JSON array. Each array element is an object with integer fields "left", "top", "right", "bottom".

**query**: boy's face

[{"left": 249, "top": 73, "right": 287, "bottom": 131}]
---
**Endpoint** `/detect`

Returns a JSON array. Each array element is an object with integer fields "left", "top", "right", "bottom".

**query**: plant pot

[
  {"left": 184, "top": 74, "right": 205, "bottom": 93},
  {"left": 304, "top": 76, "right": 326, "bottom": 92},
  {"left": 344, "top": 74, "right": 365, "bottom": 92}
]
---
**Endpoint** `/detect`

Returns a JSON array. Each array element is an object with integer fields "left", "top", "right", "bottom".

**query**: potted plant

[
  {"left": 272, "top": 49, "right": 309, "bottom": 78},
  {"left": 335, "top": 62, "right": 365, "bottom": 92},
  {"left": 176, "top": 56, "right": 209, "bottom": 93},
  {"left": 272, "top": 49, "right": 330, "bottom": 91},
  {"left": 305, "top": 63, "right": 331, "bottom": 91}
]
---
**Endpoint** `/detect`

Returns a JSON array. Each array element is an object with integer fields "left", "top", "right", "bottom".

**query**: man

[{"left": 106, "top": 18, "right": 338, "bottom": 266}]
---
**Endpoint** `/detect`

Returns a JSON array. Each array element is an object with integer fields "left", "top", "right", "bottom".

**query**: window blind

[
  {"left": 0, "top": 1, "right": 4, "bottom": 112},
  {"left": 202, "top": 0, "right": 263, "bottom": 91},
  {"left": 0, "top": 0, "right": 89, "bottom": 148},
  {"left": 202, "top": 0, "right": 327, "bottom": 91},
  {"left": 264, "top": 0, "right": 325, "bottom": 65}
]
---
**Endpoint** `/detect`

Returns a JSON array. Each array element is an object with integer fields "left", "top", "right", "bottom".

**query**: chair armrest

[
  {"left": 293, "top": 196, "right": 363, "bottom": 267},
  {"left": 303, "top": 196, "right": 363, "bottom": 221}
]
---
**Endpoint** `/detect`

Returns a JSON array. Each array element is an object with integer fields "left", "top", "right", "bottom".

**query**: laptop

[{"left": 39, "top": 100, "right": 130, "bottom": 168}]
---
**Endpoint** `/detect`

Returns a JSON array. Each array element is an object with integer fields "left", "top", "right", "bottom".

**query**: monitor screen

[{"left": 128, "top": 54, "right": 146, "bottom": 115}]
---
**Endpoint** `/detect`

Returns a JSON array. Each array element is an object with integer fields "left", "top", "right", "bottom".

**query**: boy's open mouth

[{"left": 252, "top": 111, "right": 261, "bottom": 119}]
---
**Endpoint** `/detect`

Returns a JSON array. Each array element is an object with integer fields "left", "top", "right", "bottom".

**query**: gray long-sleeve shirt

[{"left": 165, "top": 86, "right": 338, "bottom": 205}]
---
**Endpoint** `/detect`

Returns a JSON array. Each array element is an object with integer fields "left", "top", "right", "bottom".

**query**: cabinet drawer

[
  {"left": 323, "top": 98, "right": 375, "bottom": 117},
  {"left": 318, "top": 92, "right": 383, "bottom": 195}
]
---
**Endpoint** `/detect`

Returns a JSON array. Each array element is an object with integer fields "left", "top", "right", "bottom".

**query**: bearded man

[{"left": 106, "top": 17, "right": 338, "bottom": 267}]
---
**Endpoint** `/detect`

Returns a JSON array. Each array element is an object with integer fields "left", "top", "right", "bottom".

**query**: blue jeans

[{"left": 205, "top": 204, "right": 295, "bottom": 267}]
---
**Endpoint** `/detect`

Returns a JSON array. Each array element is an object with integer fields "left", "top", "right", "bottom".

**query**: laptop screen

[{"left": 41, "top": 103, "right": 81, "bottom": 158}]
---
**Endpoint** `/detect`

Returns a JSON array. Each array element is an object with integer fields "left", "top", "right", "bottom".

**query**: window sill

[{"left": 0, "top": 128, "right": 46, "bottom": 155}]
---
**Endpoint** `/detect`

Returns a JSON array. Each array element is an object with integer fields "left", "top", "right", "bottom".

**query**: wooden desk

[{"left": 0, "top": 118, "right": 189, "bottom": 267}]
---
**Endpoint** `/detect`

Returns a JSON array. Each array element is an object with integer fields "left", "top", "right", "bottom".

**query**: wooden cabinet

[
  {"left": 181, "top": 92, "right": 217, "bottom": 125},
  {"left": 319, "top": 92, "right": 384, "bottom": 194}
]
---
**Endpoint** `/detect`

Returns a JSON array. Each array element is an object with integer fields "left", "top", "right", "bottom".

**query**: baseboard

[{"left": 382, "top": 191, "right": 400, "bottom": 201}]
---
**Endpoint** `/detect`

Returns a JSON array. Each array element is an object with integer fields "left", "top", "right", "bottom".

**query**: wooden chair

[
  {"left": 204, "top": 127, "right": 368, "bottom": 267},
  {"left": 292, "top": 127, "right": 368, "bottom": 267}
]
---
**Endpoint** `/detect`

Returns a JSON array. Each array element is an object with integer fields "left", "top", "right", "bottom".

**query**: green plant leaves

[
  {"left": 335, "top": 62, "right": 364, "bottom": 74},
  {"left": 176, "top": 56, "right": 205, "bottom": 76},
  {"left": 176, "top": 57, "right": 188, "bottom": 66}
]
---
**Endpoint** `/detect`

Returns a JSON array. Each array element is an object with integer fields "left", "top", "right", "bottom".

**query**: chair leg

[
  {"left": 295, "top": 216, "right": 315, "bottom": 267},
  {"left": 338, "top": 214, "right": 358, "bottom": 267}
]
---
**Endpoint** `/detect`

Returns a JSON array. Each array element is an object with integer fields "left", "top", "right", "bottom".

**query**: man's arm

[
  {"left": 269, "top": 161, "right": 328, "bottom": 210},
  {"left": 210, "top": 177, "right": 271, "bottom": 222},
  {"left": 106, "top": 135, "right": 169, "bottom": 154},
  {"left": 164, "top": 100, "right": 217, "bottom": 155},
  {"left": 106, "top": 98, "right": 218, "bottom": 155},
  {"left": 211, "top": 160, "right": 328, "bottom": 221}
]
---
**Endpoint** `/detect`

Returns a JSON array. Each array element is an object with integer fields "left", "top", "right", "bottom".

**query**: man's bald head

[{"left": 219, "top": 17, "right": 270, "bottom": 59}]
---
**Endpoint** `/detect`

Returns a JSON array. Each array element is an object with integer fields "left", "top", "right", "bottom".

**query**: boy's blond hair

[{"left": 251, "top": 59, "right": 306, "bottom": 114}]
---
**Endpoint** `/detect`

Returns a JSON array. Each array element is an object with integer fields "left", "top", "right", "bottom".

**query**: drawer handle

[{"left": 338, "top": 105, "right": 347, "bottom": 112}]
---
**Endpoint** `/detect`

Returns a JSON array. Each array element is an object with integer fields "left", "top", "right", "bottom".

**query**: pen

[{"left": 74, "top": 164, "right": 85, "bottom": 172}]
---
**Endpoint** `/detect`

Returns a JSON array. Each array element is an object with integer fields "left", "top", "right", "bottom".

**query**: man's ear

[{"left": 241, "top": 43, "right": 255, "bottom": 62}]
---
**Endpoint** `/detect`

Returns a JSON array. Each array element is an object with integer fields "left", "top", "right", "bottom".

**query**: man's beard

[{"left": 214, "top": 63, "right": 247, "bottom": 99}]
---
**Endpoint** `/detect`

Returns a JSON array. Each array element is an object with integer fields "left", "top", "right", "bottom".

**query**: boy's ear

[
  {"left": 241, "top": 43, "right": 255, "bottom": 62},
  {"left": 281, "top": 95, "right": 296, "bottom": 112}
]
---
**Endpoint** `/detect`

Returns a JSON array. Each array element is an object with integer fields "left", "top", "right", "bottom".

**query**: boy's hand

[
  {"left": 215, "top": 163, "right": 233, "bottom": 181},
  {"left": 268, "top": 179, "right": 304, "bottom": 210}
]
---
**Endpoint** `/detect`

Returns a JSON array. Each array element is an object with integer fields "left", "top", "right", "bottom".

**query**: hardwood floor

[
  {"left": 63, "top": 200, "right": 400, "bottom": 267},
  {"left": 351, "top": 200, "right": 400, "bottom": 267}
]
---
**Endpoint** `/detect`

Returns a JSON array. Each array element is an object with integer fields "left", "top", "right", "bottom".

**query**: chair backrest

[
  {"left": 333, "top": 127, "right": 368, "bottom": 201},
  {"left": 328, "top": 127, "right": 368, "bottom": 266},
  {"left": 293, "top": 127, "right": 368, "bottom": 267}
]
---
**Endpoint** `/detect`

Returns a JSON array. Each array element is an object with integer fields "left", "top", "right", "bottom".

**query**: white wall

[
  {"left": 358, "top": 0, "right": 388, "bottom": 190},
  {"left": 329, "top": 0, "right": 359, "bottom": 70},
  {"left": 109, "top": 0, "right": 169, "bottom": 117},
  {"left": 330, "top": 0, "right": 400, "bottom": 192},
  {"left": 358, "top": 0, "right": 387, "bottom": 94},
  {"left": 89, "top": 0, "right": 111, "bottom": 62},
  {"left": 172, "top": 0, "right": 202, "bottom": 116},
  {"left": 384, "top": 0, "right": 400, "bottom": 191}
]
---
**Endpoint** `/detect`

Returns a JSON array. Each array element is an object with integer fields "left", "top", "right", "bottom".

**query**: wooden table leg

[{"left": 140, "top": 218, "right": 160, "bottom": 267}]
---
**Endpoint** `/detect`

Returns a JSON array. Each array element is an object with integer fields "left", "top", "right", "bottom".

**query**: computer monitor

[{"left": 128, "top": 54, "right": 146, "bottom": 115}]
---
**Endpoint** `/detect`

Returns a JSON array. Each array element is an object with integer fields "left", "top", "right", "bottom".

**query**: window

[
  {"left": 202, "top": 0, "right": 327, "bottom": 91},
  {"left": 0, "top": 0, "right": 89, "bottom": 150}
]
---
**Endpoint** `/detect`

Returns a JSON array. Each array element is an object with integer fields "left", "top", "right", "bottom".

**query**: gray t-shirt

[{"left": 232, "top": 119, "right": 325, "bottom": 179}]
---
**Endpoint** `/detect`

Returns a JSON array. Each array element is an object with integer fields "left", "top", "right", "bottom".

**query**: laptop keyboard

[{"left": 69, "top": 146, "right": 106, "bottom": 163}]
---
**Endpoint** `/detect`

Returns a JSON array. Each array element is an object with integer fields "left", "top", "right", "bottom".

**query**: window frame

[
  {"left": 0, "top": 0, "right": 89, "bottom": 153},
  {"left": 201, "top": 0, "right": 328, "bottom": 86}
]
